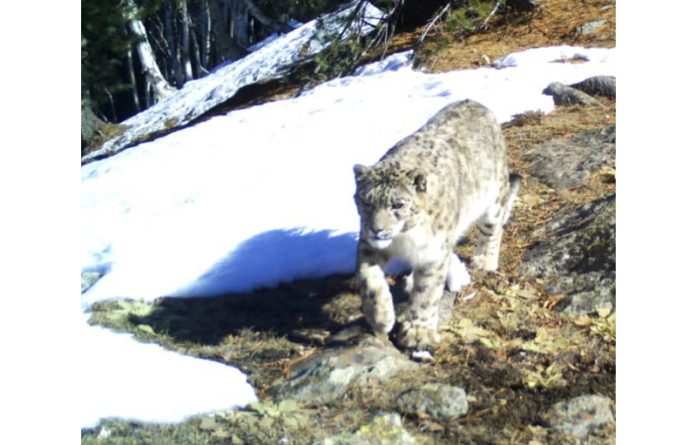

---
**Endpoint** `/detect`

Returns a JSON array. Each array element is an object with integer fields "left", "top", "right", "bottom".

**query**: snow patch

[
  {"left": 82, "top": 45, "right": 615, "bottom": 305},
  {"left": 80, "top": 313, "right": 257, "bottom": 428},
  {"left": 80, "top": 44, "right": 615, "bottom": 427}
]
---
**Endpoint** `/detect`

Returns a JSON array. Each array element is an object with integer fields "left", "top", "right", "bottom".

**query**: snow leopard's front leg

[
  {"left": 397, "top": 254, "right": 449, "bottom": 351},
  {"left": 357, "top": 241, "right": 395, "bottom": 337}
]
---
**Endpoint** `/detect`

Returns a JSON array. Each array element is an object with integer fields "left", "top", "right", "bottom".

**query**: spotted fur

[{"left": 353, "top": 99, "right": 520, "bottom": 351}]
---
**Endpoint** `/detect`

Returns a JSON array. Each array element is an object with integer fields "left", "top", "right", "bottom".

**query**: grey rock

[
  {"left": 524, "top": 125, "right": 615, "bottom": 190},
  {"left": 81, "top": 271, "right": 103, "bottom": 293},
  {"left": 397, "top": 383, "right": 468, "bottom": 420},
  {"left": 81, "top": 101, "right": 106, "bottom": 150},
  {"left": 570, "top": 75, "right": 616, "bottom": 98},
  {"left": 543, "top": 394, "right": 614, "bottom": 439},
  {"left": 543, "top": 82, "right": 599, "bottom": 106},
  {"left": 272, "top": 337, "right": 417, "bottom": 404},
  {"left": 519, "top": 195, "right": 615, "bottom": 316},
  {"left": 575, "top": 19, "right": 607, "bottom": 35},
  {"left": 492, "top": 55, "right": 517, "bottom": 69},
  {"left": 315, "top": 412, "right": 416, "bottom": 445}
]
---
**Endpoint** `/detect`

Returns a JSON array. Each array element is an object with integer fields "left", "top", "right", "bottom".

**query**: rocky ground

[{"left": 82, "top": 1, "right": 616, "bottom": 444}]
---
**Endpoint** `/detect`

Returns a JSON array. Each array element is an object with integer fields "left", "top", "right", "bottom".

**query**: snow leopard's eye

[{"left": 391, "top": 201, "right": 405, "bottom": 210}]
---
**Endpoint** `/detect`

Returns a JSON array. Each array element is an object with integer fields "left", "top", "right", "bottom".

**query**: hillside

[{"left": 82, "top": 1, "right": 616, "bottom": 444}]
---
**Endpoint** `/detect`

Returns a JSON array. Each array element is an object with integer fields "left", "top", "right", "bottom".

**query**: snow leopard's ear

[
  {"left": 408, "top": 168, "right": 427, "bottom": 193},
  {"left": 353, "top": 164, "right": 370, "bottom": 182}
]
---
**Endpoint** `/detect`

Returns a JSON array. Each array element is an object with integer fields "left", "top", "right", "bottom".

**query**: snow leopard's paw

[{"left": 396, "top": 321, "right": 441, "bottom": 352}]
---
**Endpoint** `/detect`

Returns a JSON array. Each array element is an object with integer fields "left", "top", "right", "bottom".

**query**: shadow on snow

[{"left": 130, "top": 228, "right": 362, "bottom": 346}]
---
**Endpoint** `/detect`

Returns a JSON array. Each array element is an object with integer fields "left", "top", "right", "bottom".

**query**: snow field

[{"left": 81, "top": 44, "right": 614, "bottom": 427}]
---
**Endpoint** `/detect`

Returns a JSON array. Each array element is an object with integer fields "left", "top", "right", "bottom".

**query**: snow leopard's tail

[{"left": 501, "top": 173, "right": 522, "bottom": 226}]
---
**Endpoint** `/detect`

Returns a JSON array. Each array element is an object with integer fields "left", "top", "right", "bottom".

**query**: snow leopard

[{"left": 353, "top": 99, "right": 521, "bottom": 352}]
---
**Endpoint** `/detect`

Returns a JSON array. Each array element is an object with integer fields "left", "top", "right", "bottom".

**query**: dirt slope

[{"left": 83, "top": 1, "right": 616, "bottom": 444}]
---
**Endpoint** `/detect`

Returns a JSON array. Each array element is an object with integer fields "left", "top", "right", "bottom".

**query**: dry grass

[
  {"left": 487, "top": 99, "right": 616, "bottom": 280},
  {"left": 198, "top": 1, "right": 616, "bottom": 114},
  {"left": 84, "top": 2, "right": 616, "bottom": 444},
  {"left": 87, "top": 100, "right": 616, "bottom": 444},
  {"left": 413, "top": 0, "right": 615, "bottom": 72}
]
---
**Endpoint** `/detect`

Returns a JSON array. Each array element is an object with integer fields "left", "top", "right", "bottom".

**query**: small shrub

[
  {"left": 444, "top": 0, "right": 499, "bottom": 36},
  {"left": 312, "top": 35, "right": 365, "bottom": 81}
]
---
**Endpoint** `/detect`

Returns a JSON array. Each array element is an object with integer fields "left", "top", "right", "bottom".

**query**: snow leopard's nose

[
  {"left": 367, "top": 227, "right": 394, "bottom": 249},
  {"left": 368, "top": 210, "right": 393, "bottom": 240},
  {"left": 369, "top": 228, "right": 391, "bottom": 240}
]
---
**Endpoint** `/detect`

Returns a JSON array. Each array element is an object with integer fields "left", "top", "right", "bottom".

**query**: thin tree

[
  {"left": 124, "top": 0, "right": 176, "bottom": 102},
  {"left": 179, "top": 0, "right": 194, "bottom": 81}
]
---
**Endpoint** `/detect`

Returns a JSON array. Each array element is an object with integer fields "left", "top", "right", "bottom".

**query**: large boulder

[
  {"left": 542, "top": 74, "right": 615, "bottom": 107},
  {"left": 570, "top": 75, "right": 616, "bottom": 98},
  {"left": 519, "top": 194, "right": 616, "bottom": 315},
  {"left": 543, "top": 394, "right": 614, "bottom": 439},
  {"left": 396, "top": 383, "right": 468, "bottom": 421},
  {"left": 524, "top": 125, "right": 615, "bottom": 191},
  {"left": 542, "top": 82, "right": 599, "bottom": 106},
  {"left": 272, "top": 336, "right": 417, "bottom": 404},
  {"left": 574, "top": 19, "right": 608, "bottom": 36}
]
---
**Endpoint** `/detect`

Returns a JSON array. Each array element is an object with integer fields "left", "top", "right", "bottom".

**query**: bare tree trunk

[
  {"left": 125, "top": 0, "right": 176, "bottom": 102},
  {"left": 180, "top": 0, "right": 194, "bottom": 81},
  {"left": 243, "top": 0, "right": 293, "bottom": 33},
  {"left": 103, "top": 87, "right": 118, "bottom": 122},
  {"left": 144, "top": 78, "right": 152, "bottom": 109},
  {"left": 164, "top": 2, "right": 183, "bottom": 86},
  {"left": 126, "top": 49, "right": 141, "bottom": 112},
  {"left": 147, "top": 14, "right": 171, "bottom": 77},
  {"left": 190, "top": 26, "right": 206, "bottom": 76},
  {"left": 209, "top": 0, "right": 247, "bottom": 64},
  {"left": 199, "top": 0, "right": 212, "bottom": 68},
  {"left": 231, "top": 0, "right": 250, "bottom": 49}
]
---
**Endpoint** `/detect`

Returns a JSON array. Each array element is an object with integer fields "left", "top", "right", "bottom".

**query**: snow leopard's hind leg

[
  {"left": 405, "top": 252, "right": 471, "bottom": 294},
  {"left": 470, "top": 173, "right": 522, "bottom": 271}
]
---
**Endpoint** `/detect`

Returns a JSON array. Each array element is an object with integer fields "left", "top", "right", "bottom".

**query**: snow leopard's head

[{"left": 353, "top": 163, "right": 428, "bottom": 249}]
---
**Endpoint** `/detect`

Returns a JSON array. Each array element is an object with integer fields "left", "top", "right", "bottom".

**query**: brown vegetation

[{"left": 84, "top": 1, "right": 616, "bottom": 443}]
